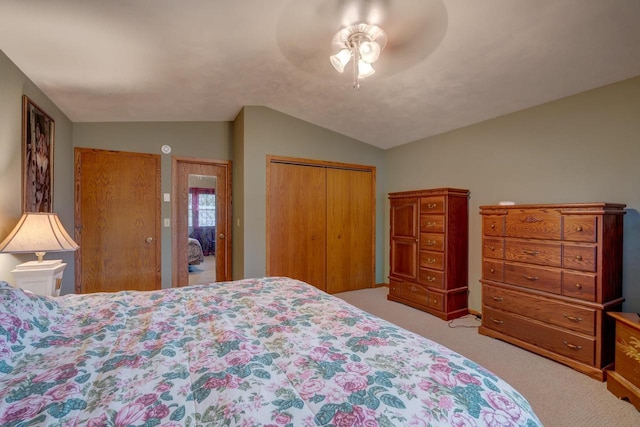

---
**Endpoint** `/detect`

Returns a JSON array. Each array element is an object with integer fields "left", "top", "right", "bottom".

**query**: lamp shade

[{"left": 0, "top": 212, "right": 79, "bottom": 255}]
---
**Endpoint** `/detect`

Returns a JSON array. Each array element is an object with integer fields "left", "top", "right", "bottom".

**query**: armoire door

[
  {"left": 267, "top": 156, "right": 375, "bottom": 293},
  {"left": 75, "top": 148, "right": 161, "bottom": 293},
  {"left": 267, "top": 162, "right": 327, "bottom": 289},
  {"left": 389, "top": 197, "right": 419, "bottom": 280}
]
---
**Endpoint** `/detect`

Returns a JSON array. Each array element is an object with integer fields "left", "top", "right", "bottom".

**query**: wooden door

[
  {"left": 172, "top": 157, "right": 232, "bottom": 287},
  {"left": 75, "top": 148, "right": 161, "bottom": 293},
  {"left": 326, "top": 168, "right": 375, "bottom": 293},
  {"left": 267, "top": 162, "right": 327, "bottom": 290}
]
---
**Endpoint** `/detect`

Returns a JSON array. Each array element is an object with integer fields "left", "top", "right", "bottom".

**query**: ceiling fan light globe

[
  {"left": 357, "top": 61, "right": 375, "bottom": 78},
  {"left": 359, "top": 41, "right": 380, "bottom": 63},
  {"left": 330, "top": 49, "right": 352, "bottom": 73}
]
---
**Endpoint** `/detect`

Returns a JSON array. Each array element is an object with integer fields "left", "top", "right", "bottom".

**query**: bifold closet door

[
  {"left": 326, "top": 168, "right": 374, "bottom": 293},
  {"left": 267, "top": 162, "right": 327, "bottom": 290}
]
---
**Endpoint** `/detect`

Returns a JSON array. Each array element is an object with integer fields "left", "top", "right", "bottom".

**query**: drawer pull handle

[
  {"left": 490, "top": 224, "right": 496, "bottom": 229},
  {"left": 427, "top": 276, "right": 436, "bottom": 282},
  {"left": 490, "top": 246, "right": 495, "bottom": 251},
  {"left": 563, "top": 314, "right": 583, "bottom": 322},
  {"left": 409, "top": 285, "right": 418, "bottom": 292},
  {"left": 427, "top": 203, "right": 437, "bottom": 209},
  {"left": 523, "top": 275, "right": 539, "bottom": 281},
  {"left": 427, "top": 258, "right": 436, "bottom": 264},
  {"left": 575, "top": 283, "right": 582, "bottom": 289},
  {"left": 426, "top": 240, "right": 436, "bottom": 246},
  {"left": 427, "top": 222, "right": 437, "bottom": 227},
  {"left": 491, "top": 296, "right": 504, "bottom": 302},
  {"left": 490, "top": 318, "right": 504, "bottom": 325},
  {"left": 523, "top": 250, "right": 539, "bottom": 255},
  {"left": 563, "top": 341, "right": 582, "bottom": 350},
  {"left": 490, "top": 268, "right": 495, "bottom": 273},
  {"left": 433, "top": 299, "right": 438, "bottom": 304},
  {"left": 575, "top": 255, "right": 583, "bottom": 261},
  {"left": 576, "top": 226, "right": 583, "bottom": 232}
]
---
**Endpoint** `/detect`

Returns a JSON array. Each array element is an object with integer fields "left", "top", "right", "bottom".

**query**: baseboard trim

[
  {"left": 468, "top": 308, "right": 482, "bottom": 318},
  {"left": 375, "top": 283, "right": 388, "bottom": 288}
]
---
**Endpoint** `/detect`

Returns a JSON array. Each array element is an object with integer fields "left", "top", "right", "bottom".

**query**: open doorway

[{"left": 172, "top": 157, "right": 232, "bottom": 287}]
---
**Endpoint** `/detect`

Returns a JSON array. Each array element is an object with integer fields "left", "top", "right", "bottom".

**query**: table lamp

[{"left": 0, "top": 212, "right": 79, "bottom": 296}]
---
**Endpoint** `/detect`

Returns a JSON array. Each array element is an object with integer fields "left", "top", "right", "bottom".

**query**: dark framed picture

[{"left": 22, "top": 95, "right": 55, "bottom": 212}]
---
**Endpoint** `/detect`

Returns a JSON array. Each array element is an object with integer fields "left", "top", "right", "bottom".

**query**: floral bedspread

[{"left": 0, "top": 277, "right": 541, "bottom": 426}]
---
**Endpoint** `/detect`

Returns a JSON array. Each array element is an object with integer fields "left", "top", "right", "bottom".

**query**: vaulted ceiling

[{"left": 1, "top": 0, "right": 639, "bottom": 149}]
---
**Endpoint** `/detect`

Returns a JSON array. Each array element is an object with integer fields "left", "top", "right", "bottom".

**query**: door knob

[
  {"left": 219, "top": 233, "right": 225, "bottom": 239},
  {"left": 146, "top": 237, "right": 153, "bottom": 243}
]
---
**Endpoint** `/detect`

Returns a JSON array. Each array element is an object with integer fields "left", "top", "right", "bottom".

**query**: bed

[
  {"left": 188, "top": 237, "right": 205, "bottom": 265},
  {"left": 0, "top": 277, "right": 541, "bottom": 426}
]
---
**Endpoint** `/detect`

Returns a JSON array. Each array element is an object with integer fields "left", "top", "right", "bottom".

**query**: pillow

[{"left": 0, "top": 283, "right": 66, "bottom": 367}]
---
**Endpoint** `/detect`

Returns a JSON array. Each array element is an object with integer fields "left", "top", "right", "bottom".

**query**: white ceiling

[{"left": 1, "top": 0, "right": 639, "bottom": 150}]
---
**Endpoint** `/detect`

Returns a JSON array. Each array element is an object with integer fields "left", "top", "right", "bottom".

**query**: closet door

[
  {"left": 267, "top": 162, "right": 327, "bottom": 290},
  {"left": 326, "top": 168, "right": 374, "bottom": 293}
]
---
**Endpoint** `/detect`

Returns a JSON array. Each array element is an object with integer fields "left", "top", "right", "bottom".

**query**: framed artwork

[{"left": 22, "top": 95, "right": 55, "bottom": 212}]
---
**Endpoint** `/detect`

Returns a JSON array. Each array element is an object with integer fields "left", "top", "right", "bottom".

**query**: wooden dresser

[
  {"left": 479, "top": 203, "right": 626, "bottom": 380},
  {"left": 388, "top": 188, "right": 469, "bottom": 320},
  {"left": 607, "top": 312, "right": 640, "bottom": 409}
]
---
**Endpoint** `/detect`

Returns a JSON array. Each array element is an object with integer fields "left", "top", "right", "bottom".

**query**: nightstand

[
  {"left": 11, "top": 260, "right": 66, "bottom": 297},
  {"left": 607, "top": 312, "right": 640, "bottom": 410}
]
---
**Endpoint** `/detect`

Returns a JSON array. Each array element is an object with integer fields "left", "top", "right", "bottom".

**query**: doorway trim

[{"left": 171, "top": 156, "right": 232, "bottom": 287}]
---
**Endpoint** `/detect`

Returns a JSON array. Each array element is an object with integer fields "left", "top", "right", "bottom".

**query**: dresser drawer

[
  {"left": 483, "top": 260, "right": 504, "bottom": 282},
  {"left": 420, "top": 251, "right": 444, "bottom": 270},
  {"left": 483, "top": 238, "right": 504, "bottom": 260},
  {"left": 421, "top": 196, "right": 445, "bottom": 214},
  {"left": 563, "top": 245, "right": 597, "bottom": 272},
  {"left": 505, "top": 209, "right": 562, "bottom": 240},
  {"left": 562, "top": 271, "right": 597, "bottom": 302},
  {"left": 483, "top": 215, "right": 505, "bottom": 237},
  {"left": 563, "top": 215, "right": 597, "bottom": 243},
  {"left": 504, "top": 262, "right": 561, "bottom": 294},
  {"left": 483, "top": 284, "right": 596, "bottom": 335},
  {"left": 421, "top": 215, "right": 445, "bottom": 233},
  {"left": 504, "top": 240, "right": 561, "bottom": 267},
  {"left": 389, "top": 280, "right": 429, "bottom": 307},
  {"left": 420, "top": 233, "right": 444, "bottom": 251},
  {"left": 419, "top": 268, "right": 445, "bottom": 289},
  {"left": 483, "top": 306, "right": 596, "bottom": 365}
]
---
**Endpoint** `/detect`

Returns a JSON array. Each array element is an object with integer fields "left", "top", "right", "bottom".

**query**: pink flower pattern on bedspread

[{"left": 0, "top": 278, "right": 541, "bottom": 426}]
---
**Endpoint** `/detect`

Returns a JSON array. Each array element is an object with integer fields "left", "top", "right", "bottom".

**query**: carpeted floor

[
  {"left": 188, "top": 255, "right": 216, "bottom": 286},
  {"left": 335, "top": 286, "right": 640, "bottom": 427}
]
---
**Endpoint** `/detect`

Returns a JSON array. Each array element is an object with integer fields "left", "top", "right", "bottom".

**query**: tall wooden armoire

[
  {"left": 267, "top": 156, "right": 376, "bottom": 293},
  {"left": 388, "top": 188, "right": 470, "bottom": 320}
]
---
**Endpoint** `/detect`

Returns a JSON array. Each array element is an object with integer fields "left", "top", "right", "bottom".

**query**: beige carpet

[{"left": 335, "top": 286, "right": 640, "bottom": 427}]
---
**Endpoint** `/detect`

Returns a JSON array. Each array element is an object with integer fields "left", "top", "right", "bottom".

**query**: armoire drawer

[
  {"left": 504, "top": 240, "right": 561, "bottom": 267},
  {"left": 505, "top": 209, "right": 562, "bottom": 240},
  {"left": 389, "top": 280, "right": 429, "bottom": 307},
  {"left": 562, "top": 271, "right": 597, "bottom": 302},
  {"left": 563, "top": 215, "right": 597, "bottom": 243},
  {"left": 419, "top": 268, "right": 445, "bottom": 289},
  {"left": 483, "top": 238, "right": 504, "bottom": 259},
  {"left": 420, "top": 233, "right": 444, "bottom": 251},
  {"left": 563, "top": 245, "right": 597, "bottom": 272},
  {"left": 420, "top": 215, "right": 445, "bottom": 233},
  {"left": 482, "top": 284, "right": 596, "bottom": 335},
  {"left": 421, "top": 196, "right": 445, "bottom": 214},
  {"left": 504, "top": 263, "right": 561, "bottom": 294},
  {"left": 483, "top": 306, "right": 596, "bottom": 365},
  {"left": 482, "top": 260, "right": 504, "bottom": 282},
  {"left": 420, "top": 251, "right": 444, "bottom": 270}
]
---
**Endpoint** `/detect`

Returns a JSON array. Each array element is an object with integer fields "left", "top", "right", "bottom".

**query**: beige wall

[
  {"left": 386, "top": 77, "right": 640, "bottom": 313},
  {"left": 0, "top": 50, "right": 76, "bottom": 294},
  {"left": 73, "top": 122, "right": 233, "bottom": 288}
]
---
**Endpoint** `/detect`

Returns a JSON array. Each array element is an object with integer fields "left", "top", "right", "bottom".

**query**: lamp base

[{"left": 11, "top": 261, "right": 66, "bottom": 297}]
